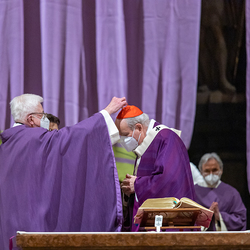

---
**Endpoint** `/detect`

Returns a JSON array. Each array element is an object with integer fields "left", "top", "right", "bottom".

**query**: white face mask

[
  {"left": 40, "top": 115, "right": 50, "bottom": 130},
  {"left": 33, "top": 114, "right": 50, "bottom": 130},
  {"left": 120, "top": 129, "right": 141, "bottom": 152},
  {"left": 204, "top": 173, "right": 220, "bottom": 186}
]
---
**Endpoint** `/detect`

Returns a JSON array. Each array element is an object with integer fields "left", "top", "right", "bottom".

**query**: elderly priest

[
  {"left": 0, "top": 94, "right": 127, "bottom": 250},
  {"left": 115, "top": 105, "right": 195, "bottom": 231}
]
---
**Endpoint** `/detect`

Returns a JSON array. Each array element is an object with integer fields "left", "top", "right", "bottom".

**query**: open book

[{"left": 134, "top": 197, "right": 213, "bottom": 228}]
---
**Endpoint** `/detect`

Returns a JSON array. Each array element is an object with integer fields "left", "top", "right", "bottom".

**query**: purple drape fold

[
  {"left": 0, "top": 0, "right": 201, "bottom": 148},
  {"left": 40, "top": 0, "right": 88, "bottom": 126},
  {"left": 0, "top": 0, "right": 24, "bottom": 127},
  {"left": 246, "top": 1, "right": 250, "bottom": 192},
  {"left": 141, "top": 0, "right": 200, "bottom": 147},
  {"left": 96, "top": 0, "right": 128, "bottom": 112}
]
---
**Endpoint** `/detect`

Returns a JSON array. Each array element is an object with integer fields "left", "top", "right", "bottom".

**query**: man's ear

[
  {"left": 27, "top": 115, "right": 35, "bottom": 127},
  {"left": 135, "top": 123, "right": 143, "bottom": 131}
]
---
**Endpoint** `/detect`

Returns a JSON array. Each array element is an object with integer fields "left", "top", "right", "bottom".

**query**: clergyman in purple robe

[
  {"left": 0, "top": 94, "right": 127, "bottom": 250},
  {"left": 194, "top": 152, "right": 246, "bottom": 231},
  {"left": 115, "top": 105, "right": 195, "bottom": 232}
]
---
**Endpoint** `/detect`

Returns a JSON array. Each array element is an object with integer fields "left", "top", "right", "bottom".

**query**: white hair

[
  {"left": 198, "top": 152, "right": 223, "bottom": 171},
  {"left": 125, "top": 113, "right": 150, "bottom": 130},
  {"left": 10, "top": 94, "right": 44, "bottom": 122}
]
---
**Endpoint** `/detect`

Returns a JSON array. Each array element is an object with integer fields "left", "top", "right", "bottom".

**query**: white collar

[
  {"left": 134, "top": 122, "right": 181, "bottom": 158},
  {"left": 13, "top": 122, "right": 23, "bottom": 127},
  {"left": 146, "top": 119, "right": 156, "bottom": 135}
]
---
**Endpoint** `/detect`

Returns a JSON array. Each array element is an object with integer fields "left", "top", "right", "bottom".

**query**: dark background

[{"left": 188, "top": 0, "right": 249, "bottom": 229}]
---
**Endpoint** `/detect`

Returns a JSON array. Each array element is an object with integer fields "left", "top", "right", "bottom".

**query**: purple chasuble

[
  {"left": 0, "top": 113, "right": 122, "bottom": 250},
  {"left": 194, "top": 182, "right": 246, "bottom": 231},
  {"left": 131, "top": 122, "right": 195, "bottom": 231}
]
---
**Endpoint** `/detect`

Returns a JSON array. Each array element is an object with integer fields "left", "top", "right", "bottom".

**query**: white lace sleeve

[{"left": 99, "top": 110, "right": 120, "bottom": 145}]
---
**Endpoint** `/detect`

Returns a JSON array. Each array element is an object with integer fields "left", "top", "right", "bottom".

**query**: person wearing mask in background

[
  {"left": 0, "top": 93, "right": 127, "bottom": 250},
  {"left": 194, "top": 152, "right": 246, "bottom": 231},
  {"left": 115, "top": 105, "right": 195, "bottom": 231}
]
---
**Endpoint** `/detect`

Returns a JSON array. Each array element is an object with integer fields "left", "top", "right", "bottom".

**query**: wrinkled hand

[
  {"left": 209, "top": 202, "right": 220, "bottom": 221},
  {"left": 104, "top": 97, "right": 127, "bottom": 115},
  {"left": 121, "top": 174, "right": 137, "bottom": 197}
]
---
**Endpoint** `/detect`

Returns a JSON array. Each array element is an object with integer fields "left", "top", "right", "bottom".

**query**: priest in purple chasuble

[
  {"left": 115, "top": 105, "right": 195, "bottom": 232},
  {"left": 0, "top": 94, "right": 127, "bottom": 250},
  {"left": 194, "top": 153, "right": 246, "bottom": 231}
]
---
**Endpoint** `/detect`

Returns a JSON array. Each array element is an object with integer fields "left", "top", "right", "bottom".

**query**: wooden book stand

[{"left": 138, "top": 208, "right": 202, "bottom": 231}]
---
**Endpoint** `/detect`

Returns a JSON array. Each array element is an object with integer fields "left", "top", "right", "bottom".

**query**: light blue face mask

[{"left": 120, "top": 129, "right": 141, "bottom": 152}]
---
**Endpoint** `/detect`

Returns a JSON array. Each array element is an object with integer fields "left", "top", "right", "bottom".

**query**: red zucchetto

[{"left": 116, "top": 105, "right": 143, "bottom": 119}]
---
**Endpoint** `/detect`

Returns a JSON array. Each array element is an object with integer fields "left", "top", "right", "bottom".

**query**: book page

[
  {"left": 178, "top": 197, "right": 212, "bottom": 211},
  {"left": 177, "top": 198, "right": 214, "bottom": 228},
  {"left": 139, "top": 197, "right": 180, "bottom": 209}
]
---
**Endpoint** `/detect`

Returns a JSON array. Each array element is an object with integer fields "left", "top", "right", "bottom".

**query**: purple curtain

[
  {"left": 0, "top": 0, "right": 201, "bottom": 148},
  {"left": 246, "top": 1, "right": 250, "bottom": 192}
]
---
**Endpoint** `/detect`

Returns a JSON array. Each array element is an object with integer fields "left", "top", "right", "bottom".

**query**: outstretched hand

[{"left": 104, "top": 97, "right": 127, "bottom": 115}]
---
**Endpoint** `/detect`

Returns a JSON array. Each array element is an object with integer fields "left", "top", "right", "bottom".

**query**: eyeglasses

[{"left": 29, "top": 112, "right": 48, "bottom": 117}]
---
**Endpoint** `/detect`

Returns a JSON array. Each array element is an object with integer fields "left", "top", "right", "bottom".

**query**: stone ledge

[{"left": 14, "top": 231, "right": 250, "bottom": 250}]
